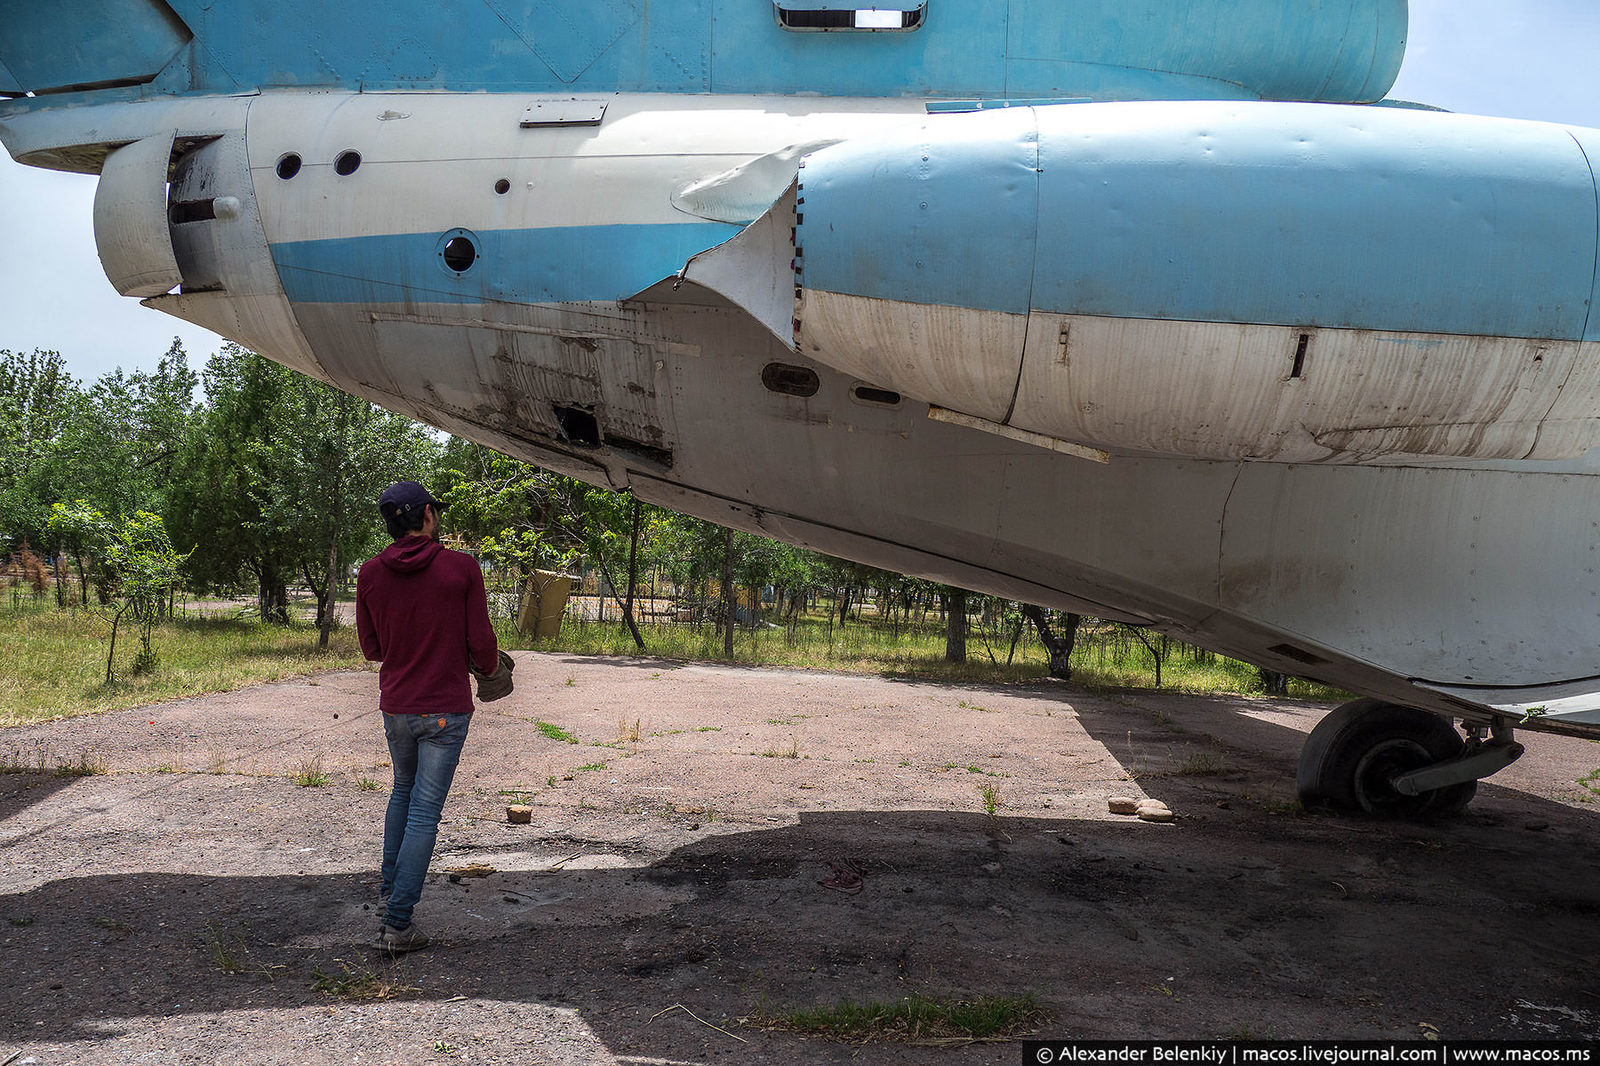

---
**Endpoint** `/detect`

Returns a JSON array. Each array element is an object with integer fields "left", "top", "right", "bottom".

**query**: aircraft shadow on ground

[{"left": 3, "top": 755, "right": 1599, "bottom": 1052}]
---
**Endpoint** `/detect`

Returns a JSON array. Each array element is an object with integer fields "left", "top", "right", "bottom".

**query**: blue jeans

[{"left": 380, "top": 712, "right": 471, "bottom": 930}]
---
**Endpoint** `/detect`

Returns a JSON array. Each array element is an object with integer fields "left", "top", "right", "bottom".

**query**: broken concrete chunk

[
  {"left": 1108, "top": 796, "right": 1139, "bottom": 815},
  {"left": 506, "top": 805, "right": 532, "bottom": 824},
  {"left": 1138, "top": 807, "right": 1176, "bottom": 823}
]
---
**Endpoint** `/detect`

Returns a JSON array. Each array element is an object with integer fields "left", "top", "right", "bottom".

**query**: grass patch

[
  {"left": 203, "top": 925, "right": 283, "bottom": 978},
  {"left": 290, "top": 756, "right": 330, "bottom": 788},
  {"left": 1174, "top": 750, "right": 1230, "bottom": 776},
  {"left": 536, "top": 721, "right": 579, "bottom": 744},
  {"left": 1242, "top": 791, "right": 1304, "bottom": 816},
  {"left": 0, "top": 601, "right": 366, "bottom": 725},
  {"left": 762, "top": 736, "right": 800, "bottom": 759},
  {"left": 310, "top": 958, "right": 418, "bottom": 1001},
  {"left": 0, "top": 745, "right": 107, "bottom": 777},
  {"left": 765, "top": 992, "right": 1045, "bottom": 1044}
]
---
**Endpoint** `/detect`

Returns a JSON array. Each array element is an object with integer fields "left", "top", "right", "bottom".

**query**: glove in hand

[{"left": 470, "top": 649, "right": 515, "bottom": 702}]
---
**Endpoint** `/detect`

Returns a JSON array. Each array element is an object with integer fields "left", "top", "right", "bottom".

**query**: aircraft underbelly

[
  {"left": 16, "top": 89, "right": 1600, "bottom": 726},
  {"left": 277, "top": 291, "right": 1600, "bottom": 718}
]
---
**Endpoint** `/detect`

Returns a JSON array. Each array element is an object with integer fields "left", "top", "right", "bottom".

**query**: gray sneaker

[{"left": 372, "top": 922, "right": 430, "bottom": 953}]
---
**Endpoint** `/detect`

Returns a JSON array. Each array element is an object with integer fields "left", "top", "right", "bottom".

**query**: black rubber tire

[{"left": 1297, "top": 699, "right": 1477, "bottom": 817}]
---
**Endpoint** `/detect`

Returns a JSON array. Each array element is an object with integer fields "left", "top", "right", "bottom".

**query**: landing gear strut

[{"left": 1296, "top": 699, "right": 1523, "bottom": 817}]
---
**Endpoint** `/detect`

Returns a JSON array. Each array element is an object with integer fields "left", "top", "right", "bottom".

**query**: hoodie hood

[{"left": 379, "top": 536, "right": 444, "bottom": 574}]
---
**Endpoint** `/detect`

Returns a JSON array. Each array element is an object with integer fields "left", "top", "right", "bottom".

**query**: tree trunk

[
  {"left": 319, "top": 538, "right": 338, "bottom": 649},
  {"left": 721, "top": 526, "right": 735, "bottom": 657},
  {"left": 1023, "top": 604, "right": 1081, "bottom": 680},
  {"left": 621, "top": 496, "right": 644, "bottom": 649},
  {"left": 944, "top": 587, "right": 967, "bottom": 663},
  {"left": 1258, "top": 668, "right": 1290, "bottom": 696},
  {"left": 105, "top": 602, "right": 131, "bottom": 684}
]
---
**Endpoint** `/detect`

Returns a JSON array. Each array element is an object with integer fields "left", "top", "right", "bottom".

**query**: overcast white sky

[{"left": 2, "top": 0, "right": 1598, "bottom": 385}]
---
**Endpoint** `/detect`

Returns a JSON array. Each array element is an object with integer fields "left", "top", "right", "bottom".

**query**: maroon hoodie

[{"left": 355, "top": 536, "right": 499, "bottom": 715}]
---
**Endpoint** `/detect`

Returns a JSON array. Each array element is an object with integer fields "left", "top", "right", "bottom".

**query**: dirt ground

[{"left": 2, "top": 651, "right": 1598, "bottom": 1065}]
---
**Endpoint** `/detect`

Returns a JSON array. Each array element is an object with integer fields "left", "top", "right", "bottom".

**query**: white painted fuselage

[{"left": 7, "top": 88, "right": 1600, "bottom": 736}]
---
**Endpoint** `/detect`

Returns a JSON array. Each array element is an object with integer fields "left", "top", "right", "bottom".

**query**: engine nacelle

[{"left": 777, "top": 102, "right": 1600, "bottom": 464}]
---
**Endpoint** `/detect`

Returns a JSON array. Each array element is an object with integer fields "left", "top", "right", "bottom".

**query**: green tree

[
  {"left": 172, "top": 344, "right": 438, "bottom": 626},
  {"left": 45, "top": 500, "right": 113, "bottom": 608},
  {"left": 0, "top": 349, "right": 79, "bottom": 549},
  {"left": 102, "top": 510, "right": 187, "bottom": 681}
]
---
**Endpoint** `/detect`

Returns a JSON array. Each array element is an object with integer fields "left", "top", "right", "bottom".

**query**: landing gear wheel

[{"left": 1296, "top": 699, "right": 1477, "bottom": 817}]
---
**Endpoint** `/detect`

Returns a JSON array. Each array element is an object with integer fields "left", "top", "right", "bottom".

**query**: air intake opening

[
  {"left": 1290, "top": 333, "right": 1310, "bottom": 379},
  {"left": 762, "top": 362, "right": 821, "bottom": 398},
  {"left": 1268, "top": 643, "right": 1326, "bottom": 666},
  {"left": 775, "top": 3, "right": 925, "bottom": 31},
  {"left": 850, "top": 383, "right": 902, "bottom": 408}
]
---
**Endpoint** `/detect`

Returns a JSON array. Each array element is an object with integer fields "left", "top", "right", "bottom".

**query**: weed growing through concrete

[
  {"left": 291, "top": 756, "right": 329, "bottom": 787},
  {"left": 356, "top": 775, "right": 382, "bottom": 791},
  {"left": 1242, "top": 791, "right": 1303, "bottom": 816},
  {"left": 618, "top": 717, "right": 643, "bottom": 744},
  {"left": 55, "top": 750, "right": 107, "bottom": 777},
  {"left": 1174, "top": 750, "right": 1229, "bottom": 776},
  {"left": 1123, "top": 731, "right": 1149, "bottom": 780},
  {"left": 203, "top": 925, "right": 281, "bottom": 978},
  {"left": 536, "top": 721, "right": 578, "bottom": 744},
  {"left": 92, "top": 917, "right": 133, "bottom": 939},
  {"left": 310, "top": 957, "right": 418, "bottom": 1001},
  {"left": 761, "top": 991, "right": 1045, "bottom": 1043},
  {"left": 2, "top": 745, "right": 107, "bottom": 777},
  {"left": 978, "top": 782, "right": 1002, "bottom": 816}
]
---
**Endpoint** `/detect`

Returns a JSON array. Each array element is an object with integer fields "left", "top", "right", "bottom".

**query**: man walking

[{"left": 356, "top": 481, "right": 508, "bottom": 952}]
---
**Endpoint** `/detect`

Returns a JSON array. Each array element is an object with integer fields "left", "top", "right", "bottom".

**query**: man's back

[{"left": 356, "top": 536, "right": 498, "bottom": 715}]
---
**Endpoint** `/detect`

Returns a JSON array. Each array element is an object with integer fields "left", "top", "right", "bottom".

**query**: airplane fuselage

[{"left": 6, "top": 88, "right": 1598, "bottom": 737}]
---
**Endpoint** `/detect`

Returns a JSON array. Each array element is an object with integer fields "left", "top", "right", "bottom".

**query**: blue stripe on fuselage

[{"left": 270, "top": 222, "right": 740, "bottom": 306}]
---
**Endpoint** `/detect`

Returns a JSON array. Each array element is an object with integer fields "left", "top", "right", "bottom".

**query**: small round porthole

[
  {"left": 276, "top": 153, "right": 302, "bottom": 180},
  {"left": 436, "top": 228, "right": 480, "bottom": 276},
  {"left": 494, "top": 178, "right": 511, "bottom": 195},
  {"left": 334, "top": 150, "right": 362, "bottom": 176},
  {"left": 850, "top": 383, "right": 902, "bottom": 408}
]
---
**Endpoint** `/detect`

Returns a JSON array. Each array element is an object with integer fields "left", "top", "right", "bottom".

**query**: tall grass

[
  {"left": 0, "top": 600, "right": 367, "bottom": 725},
  {"left": 501, "top": 610, "right": 1344, "bottom": 701}
]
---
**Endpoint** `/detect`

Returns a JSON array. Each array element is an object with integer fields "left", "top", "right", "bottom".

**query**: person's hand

[{"left": 470, "top": 650, "right": 515, "bottom": 702}]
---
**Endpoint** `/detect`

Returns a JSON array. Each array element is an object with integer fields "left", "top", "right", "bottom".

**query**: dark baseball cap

[{"left": 378, "top": 481, "right": 446, "bottom": 517}]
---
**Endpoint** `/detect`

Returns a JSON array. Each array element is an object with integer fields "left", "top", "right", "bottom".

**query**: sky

[{"left": 2, "top": 0, "right": 1598, "bottom": 386}]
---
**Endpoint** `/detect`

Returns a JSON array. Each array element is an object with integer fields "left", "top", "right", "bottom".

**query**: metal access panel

[{"left": 519, "top": 98, "right": 609, "bottom": 127}]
